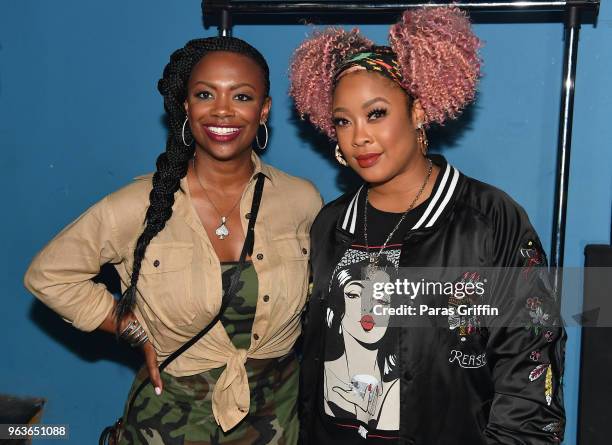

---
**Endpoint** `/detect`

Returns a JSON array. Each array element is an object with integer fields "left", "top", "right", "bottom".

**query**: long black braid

[{"left": 114, "top": 37, "right": 270, "bottom": 333}]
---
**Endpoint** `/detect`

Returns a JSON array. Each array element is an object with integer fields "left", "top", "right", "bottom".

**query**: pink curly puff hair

[{"left": 289, "top": 6, "right": 482, "bottom": 139}]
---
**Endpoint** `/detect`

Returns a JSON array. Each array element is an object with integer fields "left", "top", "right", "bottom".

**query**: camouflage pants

[{"left": 117, "top": 353, "right": 299, "bottom": 445}]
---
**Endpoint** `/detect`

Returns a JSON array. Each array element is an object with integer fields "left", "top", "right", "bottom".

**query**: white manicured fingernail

[{"left": 155, "top": 387, "right": 162, "bottom": 396}]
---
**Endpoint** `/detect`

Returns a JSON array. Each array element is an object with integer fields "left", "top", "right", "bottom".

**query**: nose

[
  {"left": 211, "top": 93, "right": 235, "bottom": 118},
  {"left": 351, "top": 121, "right": 372, "bottom": 148}
]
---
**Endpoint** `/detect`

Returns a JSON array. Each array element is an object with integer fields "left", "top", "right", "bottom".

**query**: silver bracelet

[
  {"left": 119, "top": 319, "right": 149, "bottom": 348},
  {"left": 120, "top": 320, "right": 138, "bottom": 337},
  {"left": 131, "top": 330, "right": 149, "bottom": 348}
]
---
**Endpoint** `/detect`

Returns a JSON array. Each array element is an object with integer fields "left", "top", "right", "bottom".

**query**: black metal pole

[
  {"left": 204, "top": 0, "right": 599, "bottom": 14},
  {"left": 219, "top": 8, "right": 232, "bottom": 36},
  {"left": 551, "top": 5, "right": 581, "bottom": 296}
]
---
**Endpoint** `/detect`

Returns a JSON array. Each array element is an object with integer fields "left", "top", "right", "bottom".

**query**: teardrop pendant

[{"left": 215, "top": 216, "right": 230, "bottom": 240}]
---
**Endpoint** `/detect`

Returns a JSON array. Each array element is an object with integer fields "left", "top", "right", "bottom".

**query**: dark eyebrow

[
  {"left": 230, "top": 82, "right": 256, "bottom": 91},
  {"left": 191, "top": 80, "right": 256, "bottom": 91},
  {"left": 363, "top": 97, "right": 390, "bottom": 108},
  {"left": 348, "top": 281, "right": 365, "bottom": 288},
  {"left": 192, "top": 80, "right": 216, "bottom": 89},
  {"left": 332, "top": 97, "right": 391, "bottom": 114}
]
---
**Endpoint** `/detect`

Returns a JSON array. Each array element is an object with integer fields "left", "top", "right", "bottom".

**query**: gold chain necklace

[{"left": 364, "top": 158, "right": 433, "bottom": 278}]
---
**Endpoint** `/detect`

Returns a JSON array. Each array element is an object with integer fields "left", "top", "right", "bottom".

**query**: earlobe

[
  {"left": 183, "top": 101, "right": 189, "bottom": 116},
  {"left": 261, "top": 96, "right": 272, "bottom": 123},
  {"left": 411, "top": 99, "right": 426, "bottom": 126}
]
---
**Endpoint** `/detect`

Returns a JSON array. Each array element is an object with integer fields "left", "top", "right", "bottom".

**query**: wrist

[{"left": 119, "top": 318, "right": 149, "bottom": 348}]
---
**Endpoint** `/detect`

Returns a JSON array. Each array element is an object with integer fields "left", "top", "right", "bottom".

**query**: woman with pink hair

[{"left": 291, "top": 7, "right": 565, "bottom": 444}]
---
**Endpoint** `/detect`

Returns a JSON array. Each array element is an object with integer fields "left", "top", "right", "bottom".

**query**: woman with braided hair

[
  {"left": 291, "top": 7, "right": 566, "bottom": 444},
  {"left": 24, "top": 36, "right": 322, "bottom": 444}
]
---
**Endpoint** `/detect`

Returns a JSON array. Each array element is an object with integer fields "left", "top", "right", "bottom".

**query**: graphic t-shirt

[{"left": 314, "top": 188, "right": 434, "bottom": 443}]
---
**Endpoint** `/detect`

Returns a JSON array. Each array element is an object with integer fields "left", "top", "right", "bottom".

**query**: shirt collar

[
  {"left": 178, "top": 150, "right": 274, "bottom": 194},
  {"left": 250, "top": 151, "right": 274, "bottom": 186}
]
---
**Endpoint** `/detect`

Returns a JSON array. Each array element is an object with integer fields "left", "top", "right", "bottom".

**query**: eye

[
  {"left": 235, "top": 93, "right": 253, "bottom": 102},
  {"left": 345, "top": 291, "right": 360, "bottom": 299},
  {"left": 367, "top": 108, "right": 387, "bottom": 121},
  {"left": 377, "top": 297, "right": 391, "bottom": 306},
  {"left": 195, "top": 90, "right": 213, "bottom": 100},
  {"left": 333, "top": 116, "right": 350, "bottom": 127}
]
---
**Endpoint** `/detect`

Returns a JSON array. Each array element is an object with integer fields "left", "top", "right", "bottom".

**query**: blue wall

[{"left": 2, "top": 1, "right": 610, "bottom": 443}]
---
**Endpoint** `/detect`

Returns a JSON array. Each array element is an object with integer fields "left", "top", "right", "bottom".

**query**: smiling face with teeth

[{"left": 184, "top": 51, "right": 271, "bottom": 162}]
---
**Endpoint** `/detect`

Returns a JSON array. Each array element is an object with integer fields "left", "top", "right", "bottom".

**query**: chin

[
  {"left": 199, "top": 141, "right": 251, "bottom": 161},
  {"left": 352, "top": 166, "right": 395, "bottom": 185}
]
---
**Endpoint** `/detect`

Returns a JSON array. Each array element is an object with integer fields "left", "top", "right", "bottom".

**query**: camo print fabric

[{"left": 117, "top": 262, "right": 299, "bottom": 444}]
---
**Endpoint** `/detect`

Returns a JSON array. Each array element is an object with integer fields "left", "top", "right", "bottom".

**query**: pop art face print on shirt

[{"left": 323, "top": 247, "right": 401, "bottom": 433}]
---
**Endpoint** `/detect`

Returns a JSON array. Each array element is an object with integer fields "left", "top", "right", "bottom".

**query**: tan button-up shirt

[{"left": 24, "top": 153, "right": 322, "bottom": 431}]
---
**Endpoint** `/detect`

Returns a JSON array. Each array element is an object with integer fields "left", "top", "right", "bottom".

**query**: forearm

[
  {"left": 95, "top": 299, "right": 134, "bottom": 335},
  {"left": 95, "top": 300, "right": 152, "bottom": 354}
]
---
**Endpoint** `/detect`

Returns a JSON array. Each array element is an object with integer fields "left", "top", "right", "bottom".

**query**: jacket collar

[{"left": 335, "top": 154, "right": 463, "bottom": 237}]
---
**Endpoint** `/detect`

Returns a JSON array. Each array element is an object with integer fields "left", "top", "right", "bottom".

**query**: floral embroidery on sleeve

[{"left": 525, "top": 296, "right": 550, "bottom": 336}]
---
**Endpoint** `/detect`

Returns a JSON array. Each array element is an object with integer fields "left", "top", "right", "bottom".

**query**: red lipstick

[
  {"left": 360, "top": 314, "right": 375, "bottom": 332},
  {"left": 203, "top": 125, "right": 242, "bottom": 143},
  {"left": 356, "top": 153, "right": 381, "bottom": 168}
]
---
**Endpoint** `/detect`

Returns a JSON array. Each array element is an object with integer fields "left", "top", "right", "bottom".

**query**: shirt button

[
  {"left": 256, "top": 253, "right": 264, "bottom": 260},
  {"left": 245, "top": 213, "right": 251, "bottom": 220},
  {"left": 302, "top": 248, "right": 308, "bottom": 255},
  {"left": 153, "top": 260, "right": 160, "bottom": 267},
  {"left": 263, "top": 295, "right": 270, "bottom": 302},
  {"left": 253, "top": 333, "right": 259, "bottom": 340}
]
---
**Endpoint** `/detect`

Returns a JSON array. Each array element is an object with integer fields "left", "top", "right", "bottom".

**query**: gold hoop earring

[
  {"left": 335, "top": 144, "right": 348, "bottom": 167},
  {"left": 416, "top": 123, "right": 429, "bottom": 156}
]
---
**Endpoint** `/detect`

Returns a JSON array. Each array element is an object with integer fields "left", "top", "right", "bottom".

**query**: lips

[
  {"left": 355, "top": 153, "right": 381, "bottom": 168},
  {"left": 203, "top": 125, "right": 242, "bottom": 143},
  {"left": 360, "top": 314, "right": 375, "bottom": 332}
]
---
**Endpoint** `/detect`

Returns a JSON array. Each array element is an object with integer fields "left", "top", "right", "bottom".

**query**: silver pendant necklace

[
  {"left": 364, "top": 158, "right": 433, "bottom": 279},
  {"left": 192, "top": 157, "right": 247, "bottom": 240}
]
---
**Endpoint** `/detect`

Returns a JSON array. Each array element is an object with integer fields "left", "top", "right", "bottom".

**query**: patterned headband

[{"left": 334, "top": 46, "right": 404, "bottom": 87}]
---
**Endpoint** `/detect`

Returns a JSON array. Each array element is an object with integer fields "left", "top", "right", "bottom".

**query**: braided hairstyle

[{"left": 114, "top": 37, "right": 270, "bottom": 333}]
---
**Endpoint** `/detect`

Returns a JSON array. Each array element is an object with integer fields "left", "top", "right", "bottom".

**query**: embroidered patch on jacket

[
  {"left": 447, "top": 271, "right": 484, "bottom": 341},
  {"left": 448, "top": 349, "right": 487, "bottom": 369},
  {"left": 525, "top": 296, "right": 550, "bottom": 336},
  {"left": 530, "top": 364, "right": 554, "bottom": 405},
  {"left": 529, "top": 364, "right": 549, "bottom": 382},
  {"left": 542, "top": 421, "right": 563, "bottom": 433},
  {"left": 545, "top": 364, "right": 553, "bottom": 405},
  {"left": 520, "top": 239, "right": 544, "bottom": 276},
  {"left": 544, "top": 330, "right": 555, "bottom": 343}
]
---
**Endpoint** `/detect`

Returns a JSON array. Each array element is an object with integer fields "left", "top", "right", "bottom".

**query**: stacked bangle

[{"left": 120, "top": 319, "right": 149, "bottom": 348}]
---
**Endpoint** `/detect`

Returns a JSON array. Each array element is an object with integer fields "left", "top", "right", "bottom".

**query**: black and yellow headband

[{"left": 334, "top": 46, "right": 403, "bottom": 87}]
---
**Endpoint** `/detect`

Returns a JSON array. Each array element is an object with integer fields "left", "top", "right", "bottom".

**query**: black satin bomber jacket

[{"left": 299, "top": 155, "right": 566, "bottom": 445}]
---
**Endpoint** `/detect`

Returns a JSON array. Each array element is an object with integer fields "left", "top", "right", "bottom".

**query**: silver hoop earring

[
  {"left": 335, "top": 144, "right": 348, "bottom": 167},
  {"left": 255, "top": 122, "right": 268, "bottom": 151},
  {"left": 182, "top": 116, "right": 193, "bottom": 147}
]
